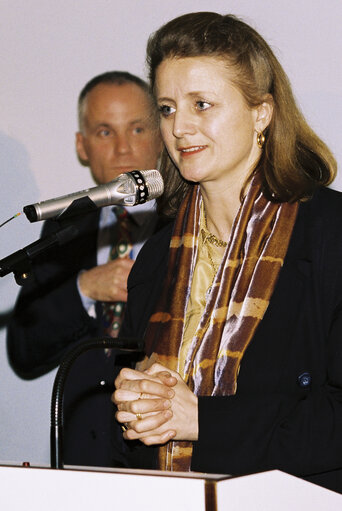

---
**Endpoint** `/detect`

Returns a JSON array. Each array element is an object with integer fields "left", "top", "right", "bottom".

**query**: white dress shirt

[{"left": 79, "top": 200, "right": 157, "bottom": 317}]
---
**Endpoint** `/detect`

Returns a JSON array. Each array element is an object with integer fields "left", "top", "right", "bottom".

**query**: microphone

[{"left": 23, "top": 169, "right": 164, "bottom": 223}]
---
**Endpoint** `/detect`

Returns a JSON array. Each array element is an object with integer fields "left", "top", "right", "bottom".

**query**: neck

[{"left": 200, "top": 184, "right": 243, "bottom": 243}]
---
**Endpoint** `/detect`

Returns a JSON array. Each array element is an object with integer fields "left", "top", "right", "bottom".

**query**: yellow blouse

[{"left": 178, "top": 204, "right": 224, "bottom": 378}]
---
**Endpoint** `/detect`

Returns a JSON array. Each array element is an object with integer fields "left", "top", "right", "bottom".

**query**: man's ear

[
  {"left": 255, "top": 94, "right": 274, "bottom": 132},
  {"left": 75, "top": 132, "right": 89, "bottom": 163}
]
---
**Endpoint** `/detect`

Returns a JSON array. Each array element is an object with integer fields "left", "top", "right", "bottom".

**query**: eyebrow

[
  {"left": 92, "top": 118, "right": 149, "bottom": 128},
  {"left": 94, "top": 122, "right": 111, "bottom": 128},
  {"left": 129, "top": 118, "right": 149, "bottom": 125},
  {"left": 157, "top": 91, "right": 216, "bottom": 102}
]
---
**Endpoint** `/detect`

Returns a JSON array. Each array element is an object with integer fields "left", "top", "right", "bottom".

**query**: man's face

[{"left": 76, "top": 82, "right": 162, "bottom": 184}]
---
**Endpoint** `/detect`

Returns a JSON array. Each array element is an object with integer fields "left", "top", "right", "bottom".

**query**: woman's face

[{"left": 155, "top": 56, "right": 266, "bottom": 191}]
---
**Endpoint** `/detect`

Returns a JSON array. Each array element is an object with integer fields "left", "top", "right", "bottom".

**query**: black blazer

[{"left": 119, "top": 186, "right": 342, "bottom": 493}]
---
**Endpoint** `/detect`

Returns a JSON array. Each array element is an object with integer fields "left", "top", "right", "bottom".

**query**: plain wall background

[{"left": 0, "top": 0, "right": 341, "bottom": 467}]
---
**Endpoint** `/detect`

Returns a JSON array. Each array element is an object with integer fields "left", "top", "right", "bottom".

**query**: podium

[{"left": 0, "top": 465, "right": 341, "bottom": 510}]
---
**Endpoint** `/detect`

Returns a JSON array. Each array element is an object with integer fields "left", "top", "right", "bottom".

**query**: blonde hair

[{"left": 146, "top": 12, "right": 336, "bottom": 217}]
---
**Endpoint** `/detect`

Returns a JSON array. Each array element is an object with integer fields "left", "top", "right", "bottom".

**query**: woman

[{"left": 113, "top": 12, "right": 342, "bottom": 492}]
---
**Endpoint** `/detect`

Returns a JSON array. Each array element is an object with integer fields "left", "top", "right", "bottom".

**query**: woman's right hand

[
  {"left": 113, "top": 364, "right": 198, "bottom": 445},
  {"left": 112, "top": 367, "right": 177, "bottom": 443}
]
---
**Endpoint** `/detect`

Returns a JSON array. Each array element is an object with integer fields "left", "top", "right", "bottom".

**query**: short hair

[
  {"left": 146, "top": 12, "right": 337, "bottom": 217},
  {"left": 78, "top": 71, "right": 156, "bottom": 131}
]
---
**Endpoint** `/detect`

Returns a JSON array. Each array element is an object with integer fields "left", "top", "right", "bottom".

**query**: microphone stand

[
  {"left": 0, "top": 225, "right": 79, "bottom": 285},
  {"left": 50, "top": 337, "right": 144, "bottom": 469},
  {"left": 0, "top": 197, "right": 97, "bottom": 285}
]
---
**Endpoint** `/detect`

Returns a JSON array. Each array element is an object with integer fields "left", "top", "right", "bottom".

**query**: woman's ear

[{"left": 255, "top": 94, "right": 274, "bottom": 132}]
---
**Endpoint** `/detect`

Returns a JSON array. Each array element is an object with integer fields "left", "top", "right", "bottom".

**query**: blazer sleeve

[
  {"left": 193, "top": 330, "right": 342, "bottom": 478},
  {"left": 6, "top": 216, "right": 102, "bottom": 379}
]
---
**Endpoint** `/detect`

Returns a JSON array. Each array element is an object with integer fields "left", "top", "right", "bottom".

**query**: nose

[
  {"left": 114, "top": 133, "right": 132, "bottom": 155},
  {"left": 172, "top": 109, "right": 196, "bottom": 138}
]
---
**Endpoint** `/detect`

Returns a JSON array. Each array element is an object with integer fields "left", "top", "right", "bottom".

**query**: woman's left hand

[{"left": 113, "top": 363, "right": 198, "bottom": 445}]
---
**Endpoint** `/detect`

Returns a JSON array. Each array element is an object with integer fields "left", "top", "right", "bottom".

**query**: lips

[{"left": 178, "top": 145, "right": 207, "bottom": 156}]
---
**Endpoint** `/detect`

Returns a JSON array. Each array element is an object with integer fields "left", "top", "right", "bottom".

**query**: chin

[{"left": 179, "top": 168, "right": 205, "bottom": 184}]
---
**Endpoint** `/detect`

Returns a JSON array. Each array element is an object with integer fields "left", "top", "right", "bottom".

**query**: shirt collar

[
  {"left": 99, "top": 200, "right": 156, "bottom": 228},
  {"left": 127, "top": 199, "right": 156, "bottom": 227}
]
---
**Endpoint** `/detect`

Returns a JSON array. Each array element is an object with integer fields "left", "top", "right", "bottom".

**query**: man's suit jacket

[
  {"left": 119, "top": 185, "right": 342, "bottom": 493},
  {"left": 6, "top": 209, "right": 148, "bottom": 467},
  {"left": 7, "top": 209, "right": 102, "bottom": 378}
]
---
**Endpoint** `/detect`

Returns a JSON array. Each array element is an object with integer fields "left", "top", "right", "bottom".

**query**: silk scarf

[{"left": 137, "top": 172, "right": 299, "bottom": 471}]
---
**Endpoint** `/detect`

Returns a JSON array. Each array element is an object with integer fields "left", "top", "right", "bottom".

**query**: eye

[
  {"left": 158, "top": 104, "right": 176, "bottom": 117},
  {"left": 196, "top": 101, "right": 211, "bottom": 111},
  {"left": 98, "top": 128, "right": 111, "bottom": 137},
  {"left": 133, "top": 126, "right": 144, "bottom": 134}
]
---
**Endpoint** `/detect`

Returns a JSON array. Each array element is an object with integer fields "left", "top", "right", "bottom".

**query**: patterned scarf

[{"left": 137, "top": 172, "right": 298, "bottom": 471}]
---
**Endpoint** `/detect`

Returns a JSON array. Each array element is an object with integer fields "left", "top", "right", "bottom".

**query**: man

[
  {"left": 75, "top": 72, "right": 162, "bottom": 328},
  {"left": 7, "top": 71, "right": 162, "bottom": 467}
]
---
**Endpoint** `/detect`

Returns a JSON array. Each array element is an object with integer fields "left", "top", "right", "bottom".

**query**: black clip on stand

[
  {"left": 0, "top": 225, "right": 78, "bottom": 285},
  {"left": 0, "top": 197, "right": 98, "bottom": 285}
]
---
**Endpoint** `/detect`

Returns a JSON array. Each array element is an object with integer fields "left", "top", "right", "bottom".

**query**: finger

[
  {"left": 155, "top": 371, "right": 178, "bottom": 387},
  {"left": 145, "top": 363, "right": 177, "bottom": 377},
  {"left": 112, "top": 389, "right": 144, "bottom": 405},
  {"left": 115, "top": 367, "right": 154, "bottom": 388},
  {"left": 140, "top": 430, "right": 176, "bottom": 446},
  {"left": 119, "top": 379, "right": 175, "bottom": 399},
  {"left": 115, "top": 410, "right": 136, "bottom": 423},
  {"left": 123, "top": 410, "right": 173, "bottom": 438},
  {"left": 115, "top": 396, "right": 172, "bottom": 415},
  {"left": 145, "top": 365, "right": 179, "bottom": 384},
  {"left": 144, "top": 364, "right": 169, "bottom": 377},
  {"left": 115, "top": 409, "right": 159, "bottom": 423},
  {"left": 130, "top": 397, "right": 172, "bottom": 414}
]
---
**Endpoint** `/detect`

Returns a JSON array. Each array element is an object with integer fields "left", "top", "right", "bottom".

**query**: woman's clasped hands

[{"left": 112, "top": 363, "right": 198, "bottom": 445}]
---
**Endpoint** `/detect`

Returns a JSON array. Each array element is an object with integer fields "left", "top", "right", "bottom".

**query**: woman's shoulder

[
  {"left": 287, "top": 185, "right": 342, "bottom": 263},
  {"left": 141, "top": 218, "right": 174, "bottom": 258},
  {"left": 128, "top": 219, "right": 174, "bottom": 287},
  {"left": 302, "top": 185, "right": 342, "bottom": 224},
  {"left": 312, "top": 185, "right": 342, "bottom": 207},
  {"left": 298, "top": 185, "right": 342, "bottom": 257}
]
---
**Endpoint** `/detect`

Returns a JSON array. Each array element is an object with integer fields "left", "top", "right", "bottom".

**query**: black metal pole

[{"left": 50, "top": 337, "right": 144, "bottom": 469}]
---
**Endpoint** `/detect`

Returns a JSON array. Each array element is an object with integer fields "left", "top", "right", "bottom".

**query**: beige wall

[{"left": 0, "top": 0, "right": 341, "bottom": 466}]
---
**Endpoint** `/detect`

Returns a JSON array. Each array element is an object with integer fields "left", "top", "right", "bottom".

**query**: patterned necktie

[{"left": 102, "top": 206, "right": 133, "bottom": 338}]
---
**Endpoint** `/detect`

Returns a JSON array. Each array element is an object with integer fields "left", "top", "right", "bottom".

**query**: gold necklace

[
  {"left": 206, "top": 239, "right": 219, "bottom": 274},
  {"left": 203, "top": 208, "right": 228, "bottom": 247},
  {"left": 201, "top": 229, "right": 220, "bottom": 300}
]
